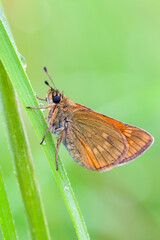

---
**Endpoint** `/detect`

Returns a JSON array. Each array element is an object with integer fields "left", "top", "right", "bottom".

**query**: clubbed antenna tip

[
  {"left": 44, "top": 67, "right": 47, "bottom": 72},
  {"left": 44, "top": 80, "right": 49, "bottom": 85},
  {"left": 44, "top": 80, "right": 52, "bottom": 88}
]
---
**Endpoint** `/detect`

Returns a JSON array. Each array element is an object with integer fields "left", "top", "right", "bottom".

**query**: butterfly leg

[
  {"left": 36, "top": 95, "right": 47, "bottom": 102},
  {"left": 26, "top": 104, "right": 55, "bottom": 109},
  {"left": 40, "top": 107, "right": 58, "bottom": 144},
  {"left": 56, "top": 130, "right": 65, "bottom": 170},
  {"left": 40, "top": 125, "right": 52, "bottom": 144}
]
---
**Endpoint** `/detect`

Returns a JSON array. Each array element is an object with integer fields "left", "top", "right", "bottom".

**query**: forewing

[
  {"left": 64, "top": 108, "right": 129, "bottom": 172},
  {"left": 116, "top": 125, "right": 154, "bottom": 165},
  {"left": 92, "top": 113, "right": 154, "bottom": 165}
]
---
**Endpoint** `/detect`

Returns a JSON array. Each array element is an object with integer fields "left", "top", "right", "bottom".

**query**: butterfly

[{"left": 26, "top": 67, "right": 154, "bottom": 172}]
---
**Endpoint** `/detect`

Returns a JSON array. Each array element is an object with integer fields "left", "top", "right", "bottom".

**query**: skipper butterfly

[{"left": 27, "top": 68, "right": 154, "bottom": 172}]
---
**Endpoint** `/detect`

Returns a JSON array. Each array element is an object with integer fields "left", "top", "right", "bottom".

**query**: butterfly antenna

[
  {"left": 43, "top": 67, "right": 57, "bottom": 90},
  {"left": 44, "top": 80, "right": 52, "bottom": 88}
]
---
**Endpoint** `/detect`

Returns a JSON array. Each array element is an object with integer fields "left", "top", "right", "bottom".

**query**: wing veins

[
  {"left": 77, "top": 120, "right": 125, "bottom": 143},
  {"left": 126, "top": 136, "right": 148, "bottom": 150},
  {"left": 72, "top": 123, "right": 125, "bottom": 168},
  {"left": 130, "top": 133, "right": 150, "bottom": 144},
  {"left": 73, "top": 124, "right": 117, "bottom": 161},
  {"left": 76, "top": 122, "right": 126, "bottom": 156},
  {"left": 71, "top": 127, "right": 98, "bottom": 169}
]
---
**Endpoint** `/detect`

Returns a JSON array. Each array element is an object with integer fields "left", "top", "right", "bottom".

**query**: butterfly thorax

[{"left": 46, "top": 94, "right": 77, "bottom": 135}]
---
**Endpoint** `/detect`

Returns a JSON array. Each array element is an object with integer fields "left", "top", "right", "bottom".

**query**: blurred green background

[{"left": 0, "top": 0, "right": 160, "bottom": 239}]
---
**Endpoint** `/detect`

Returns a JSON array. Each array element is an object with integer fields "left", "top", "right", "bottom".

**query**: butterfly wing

[
  {"left": 90, "top": 112, "right": 154, "bottom": 166},
  {"left": 63, "top": 107, "right": 129, "bottom": 172},
  {"left": 115, "top": 125, "right": 153, "bottom": 165},
  {"left": 63, "top": 105, "right": 153, "bottom": 172}
]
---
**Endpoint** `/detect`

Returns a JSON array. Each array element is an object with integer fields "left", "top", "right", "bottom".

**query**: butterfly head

[
  {"left": 43, "top": 67, "right": 75, "bottom": 107},
  {"left": 45, "top": 86, "right": 64, "bottom": 105},
  {"left": 43, "top": 67, "right": 64, "bottom": 105}
]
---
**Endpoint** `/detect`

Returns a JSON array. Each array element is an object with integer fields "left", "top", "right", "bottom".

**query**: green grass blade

[
  {"left": 0, "top": 2, "right": 90, "bottom": 239},
  {"left": 0, "top": 61, "right": 50, "bottom": 239},
  {"left": 0, "top": 168, "right": 18, "bottom": 240}
]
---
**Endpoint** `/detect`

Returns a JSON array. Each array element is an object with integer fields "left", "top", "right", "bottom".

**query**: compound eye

[{"left": 53, "top": 95, "right": 61, "bottom": 103}]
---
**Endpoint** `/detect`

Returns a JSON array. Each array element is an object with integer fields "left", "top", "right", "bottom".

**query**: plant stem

[
  {"left": 0, "top": 2, "right": 90, "bottom": 239},
  {"left": 0, "top": 61, "right": 50, "bottom": 239},
  {"left": 0, "top": 168, "right": 18, "bottom": 240}
]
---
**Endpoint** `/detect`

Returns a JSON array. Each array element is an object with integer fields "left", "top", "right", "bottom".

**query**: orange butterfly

[{"left": 27, "top": 68, "right": 154, "bottom": 172}]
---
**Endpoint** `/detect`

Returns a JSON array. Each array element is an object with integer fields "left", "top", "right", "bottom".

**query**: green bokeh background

[{"left": 0, "top": 0, "right": 159, "bottom": 239}]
